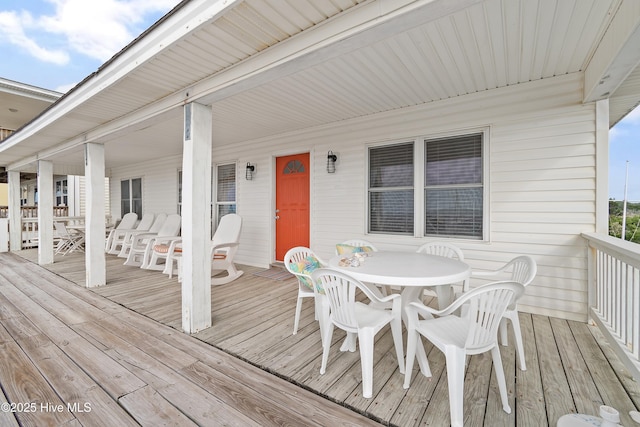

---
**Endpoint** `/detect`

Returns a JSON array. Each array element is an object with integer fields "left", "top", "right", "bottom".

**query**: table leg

[{"left": 401, "top": 287, "right": 431, "bottom": 376}]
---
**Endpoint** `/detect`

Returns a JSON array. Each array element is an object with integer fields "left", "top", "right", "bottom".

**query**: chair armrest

[
  {"left": 211, "top": 241, "right": 239, "bottom": 252},
  {"left": 471, "top": 269, "right": 501, "bottom": 278},
  {"left": 152, "top": 236, "right": 182, "bottom": 246}
]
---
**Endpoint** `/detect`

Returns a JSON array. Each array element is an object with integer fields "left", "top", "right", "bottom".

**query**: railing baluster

[{"left": 584, "top": 232, "right": 640, "bottom": 382}]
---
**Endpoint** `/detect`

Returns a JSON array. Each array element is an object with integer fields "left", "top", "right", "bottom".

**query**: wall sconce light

[
  {"left": 245, "top": 162, "right": 255, "bottom": 180},
  {"left": 327, "top": 150, "right": 337, "bottom": 173}
]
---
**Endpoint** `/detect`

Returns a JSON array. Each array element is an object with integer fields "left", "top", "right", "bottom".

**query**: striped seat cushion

[{"left": 153, "top": 244, "right": 182, "bottom": 254}]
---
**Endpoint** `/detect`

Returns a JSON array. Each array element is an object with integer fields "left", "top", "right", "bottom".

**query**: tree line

[{"left": 609, "top": 200, "right": 640, "bottom": 243}]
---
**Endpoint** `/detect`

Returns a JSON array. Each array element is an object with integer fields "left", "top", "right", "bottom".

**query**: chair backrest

[
  {"left": 148, "top": 213, "right": 168, "bottom": 233},
  {"left": 312, "top": 269, "right": 367, "bottom": 333},
  {"left": 503, "top": 255, "right": 537, "bottom": 287},
  {"left": 335, "top": 239, "right": 378, "bottom": 255},
  {"left": 460, "top": 282, "right": 524, "bottom": 352},
  {"left": 117, "top": 212, "right": 138, "bottom": 230},
  {"left": 135, "top": 213, "right": 155, "bottom": 231},
  {"left": 416, "top": 241, "right": 464, "bottom": 260},
  {"left": 54, "top": 221, "right": 70, "bottom": 236},
  {"left": 212, "top": 214, "right": 242, "bottom": 246},
  {"left": 284, "top": 247, "right": 324, "bottom": 292},
  {"left": 156, "top": 214, "right": 181, "bottom": 237}
]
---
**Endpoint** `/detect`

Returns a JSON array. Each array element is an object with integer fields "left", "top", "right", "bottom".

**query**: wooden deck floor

[{"left": 6, "top": 250, "right": 640, "bottom": 426}]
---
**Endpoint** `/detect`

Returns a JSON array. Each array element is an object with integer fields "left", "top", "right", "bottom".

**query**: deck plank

[{"left": 532, "top": 315, "right": 576, "bottom": 426}]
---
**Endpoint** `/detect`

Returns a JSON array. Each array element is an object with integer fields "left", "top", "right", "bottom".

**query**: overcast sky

[{"left": 1, "top": 0, "right": 639, "bottom": 201}]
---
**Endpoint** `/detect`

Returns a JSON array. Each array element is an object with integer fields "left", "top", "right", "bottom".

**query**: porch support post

[
  {"left": 595, "top": 99, "right": 609, "bottom": 234},
  {"left": 37, "top": 160, "right": 54, "bottom": 265},
  {"left": 181, "top": 102, "right": 212, "bottom": 333},
  {"left": 84, "top": 143, "right": 106, "bottom": 287},
  {"left": 8, "top": 171, "right": 21, "bottom": 251}
]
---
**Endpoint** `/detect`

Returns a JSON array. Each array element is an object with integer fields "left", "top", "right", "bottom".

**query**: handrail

[
  {"left": 0, "top": 206, "right": 69, "bottom": 218},
  {"left": 582, "top": 232, "right": 640, "bottom": 381},
  {"left": 21, "top": 216, "right": 85, "bottom": 248}
]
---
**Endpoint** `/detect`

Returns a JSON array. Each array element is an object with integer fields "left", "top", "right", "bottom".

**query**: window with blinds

[
  {"left": 367, "top": 132, "right": 484, "bottom": 239},
  {"left": 216, "top": 163, "right": 236, "bottom": 224},
  {"left": 425, "top": 133, "right": 483, "bottom": 238},
  {"left": 368, "top": 142, "right": 414, "bottom": 234},
  {"left": 120, "top": 178, "right": 142, "bottom": 218}
]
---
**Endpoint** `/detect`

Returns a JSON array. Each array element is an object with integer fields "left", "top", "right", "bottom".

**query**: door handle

[{"left": 275, "top": 215, "right": 280, "bottom": 220}]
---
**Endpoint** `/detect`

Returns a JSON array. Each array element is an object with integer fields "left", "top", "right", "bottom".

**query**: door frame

[{"left": 271, "top": 149, "right": 314, "bottom": 263}]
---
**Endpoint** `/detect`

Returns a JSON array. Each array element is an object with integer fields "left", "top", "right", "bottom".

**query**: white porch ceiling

[{"left": 1, "top": 0, "right": 638, "bottom": 174}]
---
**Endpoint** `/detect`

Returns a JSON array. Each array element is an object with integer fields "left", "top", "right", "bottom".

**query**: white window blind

[
  {"left": 368, "top": 142, "right": 414, "bottom": 234},
  {"left": 425, "top": 133, "right": 483, "bottom": 238},
  {"left": 216, "top": 163, "right": 236, "bottom": 224}
]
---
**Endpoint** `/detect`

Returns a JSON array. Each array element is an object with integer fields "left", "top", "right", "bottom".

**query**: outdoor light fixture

[
  {"left": 245, "top": 162, "right": 255, "bottom": 180},
  {"left": 327, "top": 150, "right": 337, "bottom": 173}
]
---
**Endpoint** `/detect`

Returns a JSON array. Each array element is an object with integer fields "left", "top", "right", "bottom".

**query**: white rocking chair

[{"left": 123, "top": 214, "right": 181, "bottom": 267}]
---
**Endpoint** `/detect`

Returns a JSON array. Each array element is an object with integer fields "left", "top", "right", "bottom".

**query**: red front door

[{"left": 275, "top": 153, "right": 310, "bottom": 261}]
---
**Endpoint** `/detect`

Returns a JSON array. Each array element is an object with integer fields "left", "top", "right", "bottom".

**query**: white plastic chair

[
  {"left": 123, "top": 214, "right": 181, "bottom": 267},
  {"left": 209, "top": 213, "right": 244, "bottom": 285},
  {"left": 471, "top": 255, "right": 537, "bottom": 370},
  {"left": 335, "top": 239, "right": 378, "bottom": 255},
  {"left": 104, "top": 212, "right": 138, "bottom": 252},
  {"left": 336, "top": 239, "right": 389, "bottom": 294},
  {"left": 161, "top": 214, "right": 244, "bottom": 285},
  {"left": 311, "top": 268, "right": 405, "bottom": 399},
  {"left": 284, "top": 246, "right": 327, "bottom": 337},
  {"left": 54, "top": 222, "right": 85, "bottom": 255},
  {"left": 106, "top": 212, "right": 154, "bottom": 254},
  {"left": 117, "top": 213, "right": 167, "bottom": 258},
  {"left": 416, "top": 241, "right": 467, "bottom": 306},
  {"left": 403, "top": 281, "right": 525, "bottom": 427}
]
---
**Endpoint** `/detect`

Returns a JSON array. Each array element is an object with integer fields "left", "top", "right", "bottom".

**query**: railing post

[
  {"left": 0, "top": 218, "right": 8, "bottom": 252},
  {"left": 586, "top": 239, "right": 595, "bottom": 324}
]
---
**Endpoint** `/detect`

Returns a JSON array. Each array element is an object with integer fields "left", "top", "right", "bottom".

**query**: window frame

[
  {"left": 214, "top": 162, "right": 237, "bottom": 227},
  {"left": 120, "top": 177, "right": 143, "bottom": 218},
  {"left": 366, "top": 128, "right": 489, "bottom": 241}
]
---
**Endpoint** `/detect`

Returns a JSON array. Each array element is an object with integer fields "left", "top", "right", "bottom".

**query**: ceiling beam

[{"left": 584, "top": 0, "right": 640, "bottom": 103}]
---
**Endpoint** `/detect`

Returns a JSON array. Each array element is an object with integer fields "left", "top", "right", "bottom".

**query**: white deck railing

[
  {"left": 21, "top": 217, "right": 85, "bottom": 248},
  {"left": 583, "top": 232, "right": 640, "bottom": 381}
]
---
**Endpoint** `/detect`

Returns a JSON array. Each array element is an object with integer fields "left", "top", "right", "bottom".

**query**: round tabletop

[{"left": 328, "top": 251, "right": 470, "bottom": 287}]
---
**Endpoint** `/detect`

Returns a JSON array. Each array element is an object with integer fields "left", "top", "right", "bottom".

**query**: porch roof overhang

[{"left": 1, "top": 0, "right": 640, "bottom": 175}]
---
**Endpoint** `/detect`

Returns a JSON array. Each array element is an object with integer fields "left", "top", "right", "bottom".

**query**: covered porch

[{"left": 5, "top": 249, "right": 639, "bottom": 426}]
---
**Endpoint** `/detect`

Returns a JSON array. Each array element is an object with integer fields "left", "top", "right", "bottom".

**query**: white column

[
  {"left": 8, "top": 171, "right": 21, "bottom": 251},
  {"left": 85, "top": 143, "right": 106, "bottom": 287},
  {"left": 181, "top": 102, "right": 212, "bottom": 333},
  {"left": 37, "top": 160, "right": 54, "bottom": 265},
  {"left": 595, "top": 99, "right": 609, "bottom": 234}
]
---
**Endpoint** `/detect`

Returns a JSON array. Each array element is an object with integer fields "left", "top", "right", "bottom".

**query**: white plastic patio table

[{"left": 328, "top": 251, "right": 471, "bottom": 373}]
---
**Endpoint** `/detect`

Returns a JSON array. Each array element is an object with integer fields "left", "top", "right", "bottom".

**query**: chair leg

[
  {"left": 390, "top": 315, "right": 405, "bottom": 374},
  {"left": 358, "top": 329, "right": 375, "bottom": 398},
  {"left": 293, "top": 296, "right": 303, "bottom": 335},
  {"left": 444, "top": 347, "right": 466, "bottom": 427},
  {"left": 509, "top": 312, "right": 526, "bottom": 371},
  {"left": 500, "top": 318, "right": 509, "bottom": 346},
  {"left": 320, "top": 323, "right": 334, "bottom": 375},
  {"left": 316, "top": 296, "right": 330, "bottom": 346},
  {"left": 491, "top": 346, "right": 512, "bottom": 414},
  {"left": 403, "top": 327, "right": 432, "bottom": 388}
]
